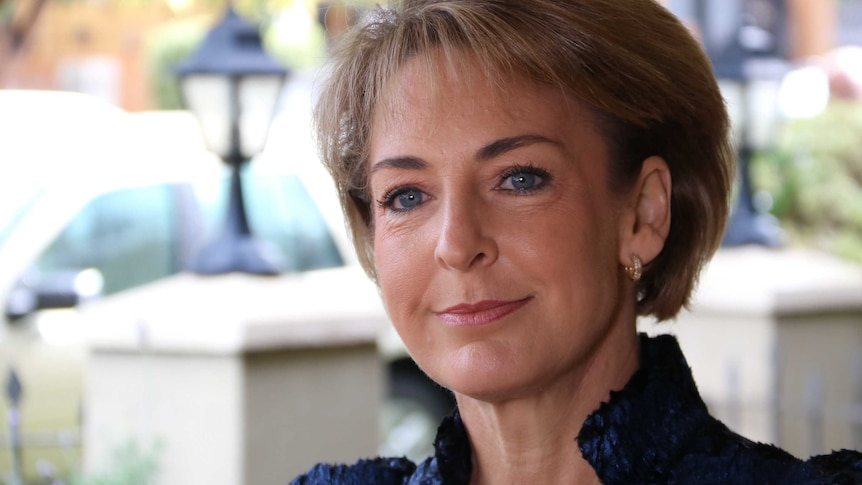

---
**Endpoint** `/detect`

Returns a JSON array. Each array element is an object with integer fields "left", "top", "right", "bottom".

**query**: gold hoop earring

[{"left": 624, "top": 254, "right": 643, "bottom": 281}]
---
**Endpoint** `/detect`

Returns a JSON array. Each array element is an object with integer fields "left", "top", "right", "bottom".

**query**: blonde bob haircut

[{"left": 314, "top": 0, "right": 734, "bottom": 321}]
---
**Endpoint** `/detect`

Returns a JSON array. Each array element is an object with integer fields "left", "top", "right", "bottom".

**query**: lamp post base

[
  {"left": 722, "top": 139, "right": 784, "bottom": 248},
  {"left": 192, "top": 234, "right": 283, "bottom": 275},
  {"left": 191, "top": 159, "right": 283, "bottom": 275},
  {"left": 722, "top": 207, "right": 784, "bottom": 247}
]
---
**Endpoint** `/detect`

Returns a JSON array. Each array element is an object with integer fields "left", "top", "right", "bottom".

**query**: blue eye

[
  {"left": 395, "top": 190, "right": 423, "bottom": 209},
  {"left": 500, "top": 165, "right": 549, "bottom": 192},
  {"left": 509, "top": 173, "right": 538, "bottom": 190},
  {"left": 378, "top": 187, "right": 426, "bottom": 212}
]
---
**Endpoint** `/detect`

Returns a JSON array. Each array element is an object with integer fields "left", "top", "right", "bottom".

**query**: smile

[{"left": 435, "top": 297, "right": 533, "bottom": 327}]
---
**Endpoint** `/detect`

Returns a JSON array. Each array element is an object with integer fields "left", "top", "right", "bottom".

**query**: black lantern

[
  {"left": 694, "top": 0, "right": 786, "bottom": 247},
  {"left": 175, "top": 6, "right": 288, "bottom": 274}
]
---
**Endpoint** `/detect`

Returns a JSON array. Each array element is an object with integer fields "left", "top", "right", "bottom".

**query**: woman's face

[{"left": 368, "top": 58, "right": 634, "bottom": 403}]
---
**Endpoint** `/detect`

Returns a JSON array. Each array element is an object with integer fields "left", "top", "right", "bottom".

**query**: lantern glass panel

[
  {"left": 238, "top": 75, "right": 284, "bottom": 159},
  {"left": 180, "top": 75, "right": 231, "bottom": 159}
]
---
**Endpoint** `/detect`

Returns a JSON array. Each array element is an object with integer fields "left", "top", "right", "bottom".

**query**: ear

[{"left": 618, "top": 156, "right": 671, "bottom": 268}]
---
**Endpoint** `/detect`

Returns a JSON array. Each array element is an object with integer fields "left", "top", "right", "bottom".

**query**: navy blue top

[{"left": 291, "top": 334, "right": 862, "bottom": 484}]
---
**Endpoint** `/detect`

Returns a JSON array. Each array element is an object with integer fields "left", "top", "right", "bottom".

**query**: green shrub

[
  {"left": 754, "top": 101, "right": 862, "bottom": 262},
  {"left": 145, "top": 18, "right": 208, "bottom": 110},
  {"left": 69, "top": 440, "right": 162, "bottom": 485}
]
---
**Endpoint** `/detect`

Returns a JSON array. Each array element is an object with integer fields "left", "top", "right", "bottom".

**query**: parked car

[{"left": 0, "top": 89, "right": 451, "bottom": 483}]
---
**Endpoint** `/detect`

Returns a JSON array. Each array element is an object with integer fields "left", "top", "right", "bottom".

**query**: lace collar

[{"left": 428, "top": 334, "right": 711, "bottom": 484}]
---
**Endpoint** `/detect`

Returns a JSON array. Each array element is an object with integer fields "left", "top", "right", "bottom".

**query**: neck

[{"left": 456, "top": 312, "right": 640, "bottom": 485}]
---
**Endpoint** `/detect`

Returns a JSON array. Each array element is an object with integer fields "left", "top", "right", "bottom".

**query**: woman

[{"left": 294, "top": 0, "right": 862, "bottom": 483}]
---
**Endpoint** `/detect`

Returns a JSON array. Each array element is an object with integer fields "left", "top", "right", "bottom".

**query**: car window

[
  {"left": 34, "top": 184, "right": 179, "bottom": 296},
  {"left": 0, "top": 186, "right": 44, "bottom": 248},
  {"left": 31, "top": 173, "right": 344, "bottom": 300}
]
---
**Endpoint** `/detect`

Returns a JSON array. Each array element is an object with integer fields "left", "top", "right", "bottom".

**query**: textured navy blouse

[{"left": 291, "top": 334, "right": 862, "bottom": 484}]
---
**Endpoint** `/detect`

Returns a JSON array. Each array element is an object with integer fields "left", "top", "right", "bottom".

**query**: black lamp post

[
  {"left": 175, "top": 6, "right": 289, "bottom": 274},
  {"left": 695, "top": 0, "right": 786, "bottom": 247},
  {"left": 6, "top": 367, "right": 23, "bottom": 485}
]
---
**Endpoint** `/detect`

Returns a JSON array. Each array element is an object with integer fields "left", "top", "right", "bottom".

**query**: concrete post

[
  {"left": 81, "top": 266, "right": 387, "bottom": 484},
  {"left": 641, "top": 247, "right": 862, "bottom": 457}
]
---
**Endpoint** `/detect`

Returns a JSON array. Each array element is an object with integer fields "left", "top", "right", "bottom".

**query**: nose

[{"left": 433, "top": 197, "right": 499, "bottom": 272}]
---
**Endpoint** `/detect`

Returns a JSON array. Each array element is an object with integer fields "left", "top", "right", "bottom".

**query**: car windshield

[
  {"left": 0, "top": 185, "right": 44, "bottom": 248},
  {"left": 29, "top": 172, "right": 345, "bottom": 298}
]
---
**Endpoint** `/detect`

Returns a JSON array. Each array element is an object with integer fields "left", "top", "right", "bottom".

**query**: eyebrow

[
  {"left": 369, "top": 134, "right": 560, "bottom": 176},
  {"left": 476, "top": 134, "right": 560, "bottom": 161},
  {"left": 369, "top": 155, "right": 427, "bottom": 177}
]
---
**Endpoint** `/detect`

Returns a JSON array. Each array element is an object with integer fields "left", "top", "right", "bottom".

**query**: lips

[{"left": 435, "top": 297, "right": 532, "bottom": 327}]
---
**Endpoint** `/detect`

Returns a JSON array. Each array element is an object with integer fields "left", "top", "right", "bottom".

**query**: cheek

[
  {"left": 374, "top": 231, "right": 439, "bottom": 361},
  {"left": 515, "top": 200, "right": 619, "bottom": 285},
  {"left": 373, "top": 229, "right": 429, "bottom": 320}
]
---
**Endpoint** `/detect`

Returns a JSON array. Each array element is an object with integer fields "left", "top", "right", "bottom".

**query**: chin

[{"left": 429, "top": 343, "right": 536, "bottom": 403}]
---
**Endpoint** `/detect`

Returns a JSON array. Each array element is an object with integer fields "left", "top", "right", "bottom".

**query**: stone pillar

[
  {"left": 82, "top": 267, "right": 387, "bottom": 484},
  {"left": 642, "top": 247, "right": 862, "bottom": 457}
]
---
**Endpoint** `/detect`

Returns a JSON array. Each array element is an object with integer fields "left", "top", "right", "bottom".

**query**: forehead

[
  {"left": 371, "top": 54, "right": 592, "bottom": 145},
  {"left": 378, "top": 53, "right": 512, "bottom": 115}
]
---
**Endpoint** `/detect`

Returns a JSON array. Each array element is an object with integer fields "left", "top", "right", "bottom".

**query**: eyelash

[{"left": 375, "top": 163, "right": 552, "bottom": 213}]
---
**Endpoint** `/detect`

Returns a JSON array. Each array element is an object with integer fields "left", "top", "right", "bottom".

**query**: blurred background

[{"left": 1, "top": 0, "right": 862, "bottom": 484}]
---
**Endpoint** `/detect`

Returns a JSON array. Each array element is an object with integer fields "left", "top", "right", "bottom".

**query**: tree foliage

[{"left": 0, "top": 0, "right": 49, "bottom": 82}]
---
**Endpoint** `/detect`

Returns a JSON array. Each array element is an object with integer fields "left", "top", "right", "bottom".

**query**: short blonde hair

[{"left": 314, "top": 0, "right": 734, "bottom": 321}]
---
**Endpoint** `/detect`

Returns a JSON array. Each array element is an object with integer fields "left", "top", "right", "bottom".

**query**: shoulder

[
  {"left": 290, "top": 457, "right": 417, "bottom": 485},
  {"left": 672, "top": 419, "right": 862, "bottom": 484},
  {"left": 807, "top": 449, "right": 862, "bottom": 483}
]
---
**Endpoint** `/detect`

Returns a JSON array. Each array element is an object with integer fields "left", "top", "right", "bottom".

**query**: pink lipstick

[{"left": 435, "top": 297, "right": 532, "bottom": 327}]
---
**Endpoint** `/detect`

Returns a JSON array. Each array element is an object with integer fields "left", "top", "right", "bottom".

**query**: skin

[{"left": 368, "top": 55, "right": 672, "bottom": 484}]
